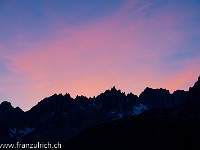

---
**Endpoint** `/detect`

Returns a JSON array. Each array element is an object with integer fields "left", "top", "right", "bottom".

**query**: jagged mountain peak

[
  {"left": 0, "top": 101, "right": 24, "bottom": 114},
  {"left": 0, "top": 101, "right": 14, "bottom": 111},
  {"left": 190, "top": 76, "right": 200, "bottom": 88},
  {"left": 141, "top": 87, "right": 170, "bottom": 94},
  {"left": 111, "top": 86, "right": 117, "bottom": 91},
  {"left": 188, "top": 76, "right": 200, "bottom": 101},
  {"left": 0, "top": 101, "right": 12, "bottom": 107},
  {"left": 139, "top": 86, "right": 187, "bottom": 108}
]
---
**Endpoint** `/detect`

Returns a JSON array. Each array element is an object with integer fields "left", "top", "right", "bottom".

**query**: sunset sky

[{"left": 0, "top": 0, "right": 200, "bottom": 111}]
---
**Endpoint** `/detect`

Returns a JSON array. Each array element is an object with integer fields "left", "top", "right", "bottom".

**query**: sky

[{"left": 0, "top": 0, "right": 200, "bottom": 111}]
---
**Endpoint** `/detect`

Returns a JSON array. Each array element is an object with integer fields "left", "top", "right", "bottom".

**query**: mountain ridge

[
  {"left": 64, "top": 76, "right": 200, "bottom": 150},
  {"left": 0, "top": 86, "right": 189, "bottom": 112},
  {"left": 0, "top": 76, "right": 199, "bottom": 146}
]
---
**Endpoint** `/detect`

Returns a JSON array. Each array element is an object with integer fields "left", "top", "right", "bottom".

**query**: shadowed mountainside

[
  {"left": 1, "top": 77, "right": 199, "bottom": 149},
  {"left": 64, "top": 76, "right": 200, "bottom": 150}
]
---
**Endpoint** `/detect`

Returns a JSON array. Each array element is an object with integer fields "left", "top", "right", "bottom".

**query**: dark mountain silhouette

[
  {"left": 64, "top": 76, "right": 200, "bottom": 150},
  {"left": 0, "top": 102, "right": 25, "bottom": 142},
  {"left": 140, "top": 88, "right": 188, "bottom": 108},
  {"left": 0, "top": 76, "right": 199, "bottom": 150},
  {"left": 188, "top": 76, "right": 200, "bottom": 101}
]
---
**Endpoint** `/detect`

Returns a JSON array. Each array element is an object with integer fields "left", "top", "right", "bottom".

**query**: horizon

[
  {"left": 0, "top": 0, "right": 200, "bottom": 111},
  {"left": 1, "top": 75, "right": 199, "bottom": 112}
]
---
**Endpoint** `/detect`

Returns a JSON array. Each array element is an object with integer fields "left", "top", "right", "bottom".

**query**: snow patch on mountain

[
  {"left": 10, "top": 127, "right": 35, "bottom": 137},
  {"left": 10, "top": 128, "right": 17, "bottom": 137},
  {"left": 19, "top": 127, "right": 35, "bottom": 136},
  {"left": 132, "top": 103, "right": 148, "bottom": 115},
  {"left": 80, "top": 106, "right": 85, "bottom": 110},
  {"left": 118, "top": 114, "right": 123, "bottom": 118}
]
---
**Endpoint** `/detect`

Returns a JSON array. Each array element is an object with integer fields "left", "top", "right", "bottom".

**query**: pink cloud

[
  {"left": 1, "top": 1, "right": 199, "bottom": 110},
  {"left": 0, "top": 88, "right": 5, "bottom": 92}
]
